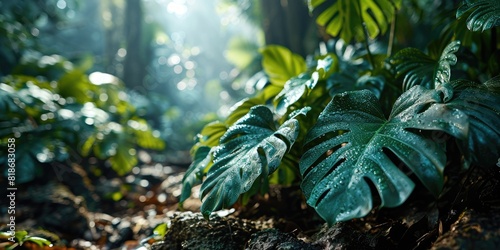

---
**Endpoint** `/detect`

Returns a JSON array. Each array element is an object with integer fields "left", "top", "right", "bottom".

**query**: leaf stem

[
  {"left": 357, "top": 0, "right": 374, "bottom": 69},
  {"left": 362, "top": 23, "right": 375, "bottom": 69},
  {"left": 387, "top": 7, "right": 397, "bottom": 57},
  {"left": 491, "top": 27, "right": 497, "bottom": 55}
]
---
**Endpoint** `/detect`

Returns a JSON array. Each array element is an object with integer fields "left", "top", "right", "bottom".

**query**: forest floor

[{"left": 1, "top": 153, "right": 500, "bottom": 250}]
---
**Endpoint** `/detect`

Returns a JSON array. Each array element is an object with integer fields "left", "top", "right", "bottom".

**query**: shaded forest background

[{"left": 1, "top": 0, "right": 318, "bottom": 164}]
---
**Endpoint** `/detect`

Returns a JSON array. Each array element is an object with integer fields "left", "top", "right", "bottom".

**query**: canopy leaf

[{"left": 308, "top": 0, "right": 402, "bottom": 42}]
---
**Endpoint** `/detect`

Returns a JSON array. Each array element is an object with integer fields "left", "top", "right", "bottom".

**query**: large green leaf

[
  {"left": 199, "top": 106, "right": 307, "bottom": 217},
  {"left": 261, "top": 45, "right": 306, "bottom": 86},
  {"left": 269, "top": 153, "right": 301, "bottom": 186},
  {"left": 457, "top": 0, "right": 500, "bottom": 32},
  {"left": 309, "top": 0, "right": 401, "bottom": 42},
  {"left": 446, "top": 77, "right": 500, "bottom": 167},
  {"left": 300, "top": 86, "right": 468, "bottom": 224},
  {"left": 391, "top": 41, "right": 460, "bottom": 92}
]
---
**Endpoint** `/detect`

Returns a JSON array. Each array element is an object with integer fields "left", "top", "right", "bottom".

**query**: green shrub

[
  {"left": 181, "top": 0, "right": 500, "bottom": 224},
  {"left": 0, "top": 54, "right": 164, "bottom": 182}
]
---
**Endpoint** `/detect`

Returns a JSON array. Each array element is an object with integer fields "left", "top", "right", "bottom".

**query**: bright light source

[
  {"left": 173, "top": 65, "right": 183, "bottom": 74},
  {"left": 99, "top": 93, "right": 109, "bottom": 102},
  {"left": 157, "top": 193, "right": 167, "bottom": 203},
  {"left": 177, "top": 81, "right": 187, "bottom": 90},
  {"left": 89, "top": 72, "right": 120, "bottom": 85},
  {"left": 167, "top": 54, "right": 181, "bottom": 65},
  {"left": 158, "top": 56, "right": 167, "bottom": 65},
  {"left": 186, "top": 69, "right": 195, "bottom": 78},
  {"left": 190, "top": 47, "right": 200, "bottom": 56},
  {"left": 219, "top": 91, "right": 230, "bottom": 100},
  {"left": 140, "top": 180, "right": 150, "bottom": 188},
  {"left": 184, "top": 61, "right": 195, "bottom": 70},
  {"left": 117, "top": 48, "right": 127, "bottom": 57},
  {"left": 57, "top": 0, "right": 67, "bottom": 9},
  {"left": 167, "top": 0, "right": 188, "bottom": 17},
  {"left": 85, "top": 118, "right": 94, "bottom": 125}
]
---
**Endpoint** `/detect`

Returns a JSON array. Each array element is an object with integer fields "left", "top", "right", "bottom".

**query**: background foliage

[
  {"left": 0, "top": 0, "right": 267, "bottom": 185},
  {"left": 0, "top": 54, "right": 164, "bottom": 182}
]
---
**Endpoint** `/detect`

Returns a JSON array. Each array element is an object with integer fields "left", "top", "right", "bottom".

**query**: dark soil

[
  {"left": 151, "top": 164, "right": 500, "bottom": 250},
  {"left": 1, "top": 160, "right": 499, "bottom": 250}
]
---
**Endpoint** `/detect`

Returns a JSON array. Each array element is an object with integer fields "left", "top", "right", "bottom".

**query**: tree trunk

[
  {"left": 259, "top": 0, "right": 317, "bottom": 57},
  {"left": 123, "top": 0, "right": 146, "bottom": 90}
]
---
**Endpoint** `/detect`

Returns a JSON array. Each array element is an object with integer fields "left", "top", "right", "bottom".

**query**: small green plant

[
  {"left": 0, "top": 230, "right": 52, "bottom": 250},
  {"left": 181, "top": 0, "right": 500, "bottom": 224},
  {"left": 140, "top": 222, "right": 169, "bottom": 247},
  {"left": 0, "top": 54, "right": 164, "bottom": 182}
]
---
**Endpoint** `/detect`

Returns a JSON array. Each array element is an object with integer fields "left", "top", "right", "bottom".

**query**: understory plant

[
  {"left": 0, "top": 54, "right": 165, "bottom": 183},
  {"left": 0, "top": 230, "right": 52, "bottom": 250},
  {"left": 181, "top": 0, "right": 500, "bottom": 224}
]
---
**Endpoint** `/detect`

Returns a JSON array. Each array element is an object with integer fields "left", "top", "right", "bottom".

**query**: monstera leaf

[
  {"left": 300, "top": 86, "right": 468, "bottom": 224},
  {"left": 309, "top": 0, "right": 401, "bottom": 42},
  {"left": 457, "top": 0, "right": 500, "bottom": 32},
  {"left": 391, "top": 41, "right": 460, "bottom": 92},
  {"left": 199, "top": 106, "right": 308, "bottom": 218},
  {"left": 446, "top": 77, "right": 500, "bottom": 167}
]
